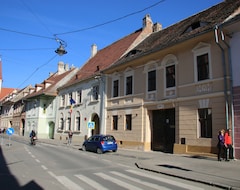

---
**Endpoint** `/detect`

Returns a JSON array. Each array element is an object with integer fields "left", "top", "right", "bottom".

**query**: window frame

[
  {"left": 148, "top": 70, "right": 156, "bottom": 92},
  {"left": 192, "top": 43, "right": 212, "bottom": 83},
  {"left": 125, "top": 114, "right": 132, "bottom": 131},
  {"left": 198, "top": 108, "right": 212, "bottom": 138},
  {"left": 113, "top": 79, "right": 119, "bottom": 98},
  {"left": 112, "top": 115, "right": 118, "bottom": 130}
]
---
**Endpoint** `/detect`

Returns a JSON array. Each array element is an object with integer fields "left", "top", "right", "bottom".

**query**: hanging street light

[{"left": 55, "top": 38, "right": 67, "bottom": 56}]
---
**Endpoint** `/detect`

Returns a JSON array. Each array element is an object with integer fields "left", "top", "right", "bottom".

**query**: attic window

[
  {"left": 126, "top": 49, "right": 141, "bottom": 57},
  {"left": 184, "top": 21, "right": 208, "bottom": 33}
]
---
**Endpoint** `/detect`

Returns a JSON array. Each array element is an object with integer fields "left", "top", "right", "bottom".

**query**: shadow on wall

[{"left": 0, "top": 147, "right": 43, "bottom": 190}]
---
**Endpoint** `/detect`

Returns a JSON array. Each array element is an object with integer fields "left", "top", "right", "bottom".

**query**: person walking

[
  {"left": 224, "top": 129, "right": 234, "bottom": 161},
  {"left": 217, "top": 129, "right": 225, "bottom": 161},
  {"left": 68, "top": 130, "right": 73, "bottom": 145}
]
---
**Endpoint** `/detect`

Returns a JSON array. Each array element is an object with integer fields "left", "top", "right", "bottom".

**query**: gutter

[
  {"left": 214, "top": 25, "right": 229, "bottom": 130},
  {"left": 217, "top": 24, "right": 235, "bottom": 158}
]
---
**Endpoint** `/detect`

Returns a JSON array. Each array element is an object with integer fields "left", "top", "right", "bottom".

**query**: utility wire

[
  {"left": 20, "top": 0, "right": 54, "bottom": 36},
  {"left": 55, "top": 0, "right": 166, "bottom": 36},
  {"left": 17, "top": 54, "right": 57, "bottom": 88},
  {"left": 0, "top": 48, "right": 55, "bottom": 51},
  {"left": 0, "top": 27, "right": 55, "bottom": 40}
]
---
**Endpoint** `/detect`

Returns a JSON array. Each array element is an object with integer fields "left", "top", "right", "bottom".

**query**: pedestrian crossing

[{"left": 50, "top": 169, "right": 205, "bottom": 190}]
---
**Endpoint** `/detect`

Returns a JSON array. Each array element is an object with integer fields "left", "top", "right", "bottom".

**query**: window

[
  {"left": 68, "top": 92, "right": 73, "bottom": 105},
  {"left": 60, "top": 117, "right": 64, "bottom": 130},
  {"left": 67, "top": 115, "right": 71, "bottom": 131},
  {"left": 197, "top": 53, "right": 209, "bottom": 81},
  {"left": 92, "top": 85, "right": 99, "bottom": 100},
  {"left": 112, "top": 115, "right": 118, "bottom": 130},
  {"left": 61, "top": 95, "right": 65, "bottom": 107},
  {"left": 125, "top": 114, "right": 132, "bottom": 130},
  {"left": 113, "top": 80, "right": 119, "bottom": 97},
  {"left": 166, "top": 65, "right": 175, "bottom": 88},
  {"left": 148, "top": 70, "right": 156, "bottom": 91},
  {"left": 76, "top": 115, "right": 80, "bottom": 131},
  {"left": 198, "top": 108, "right": 212, "bottom": 138},
  {"left": 77, "top": 90, "right": 82, "bottom": 104},
  {"left": 192, "top": 42, "right": 211, "bottom": 82},
  {"left": 126, "top": 76, "right": 133, "bottom": 95}
]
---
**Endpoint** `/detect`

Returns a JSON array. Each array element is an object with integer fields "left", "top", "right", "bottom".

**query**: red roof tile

[{"left": 65, "top": 29, "right": 144, "bottom": 87}]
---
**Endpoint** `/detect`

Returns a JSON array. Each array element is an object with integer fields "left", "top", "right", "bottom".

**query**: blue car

[{"left": 82, "top": 134, "right": 118, "bottom": 154}]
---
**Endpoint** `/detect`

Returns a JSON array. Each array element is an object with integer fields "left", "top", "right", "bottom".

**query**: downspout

[
  {"left": 219, "top": 27, "right": 235, "bottom": 158},
  {"left": 214, "top": 25, "right": 229, "bottom": 130}
]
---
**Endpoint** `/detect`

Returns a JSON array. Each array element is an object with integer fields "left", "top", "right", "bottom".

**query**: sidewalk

[{"left": 10, "top": 136, "right": 240, "bottom": 190}]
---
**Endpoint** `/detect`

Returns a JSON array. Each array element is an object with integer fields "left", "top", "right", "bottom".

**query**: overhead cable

[{"left": 55, "top": 0, "right": 165, "bottom": 36}]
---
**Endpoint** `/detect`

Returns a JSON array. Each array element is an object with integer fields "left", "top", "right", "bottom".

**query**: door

[{"left": 152, "top": 108, "right": 175, "bottom": 153}]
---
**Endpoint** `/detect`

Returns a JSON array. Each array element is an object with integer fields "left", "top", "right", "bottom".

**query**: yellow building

[{"left": 103, "top": 1, "right": 240, "bottom": 155}]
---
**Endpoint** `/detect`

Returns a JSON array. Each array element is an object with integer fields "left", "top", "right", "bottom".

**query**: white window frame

[
  {"left": 124, "top": 68, "right": 134, "bottom": 96},
  {"left": 192, "top": 42, "right": 212, "bottom": 83},
  {"left": 162, "top": 54, "right": 177, "bottom": 98},
  {"left": 112, "top": 75, "right": 120, "bottom": 98}
]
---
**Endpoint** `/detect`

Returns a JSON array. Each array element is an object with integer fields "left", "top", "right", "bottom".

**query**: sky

[{"left": 0, "top": 0, "right": 223, "bottom": 89}]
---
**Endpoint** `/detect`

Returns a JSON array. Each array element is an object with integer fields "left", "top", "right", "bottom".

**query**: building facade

[{"left": 103, "top": 0, "right": 240, "bottom": 157}]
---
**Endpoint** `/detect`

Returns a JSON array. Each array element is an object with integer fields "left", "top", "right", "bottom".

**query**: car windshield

[{"left": 102, "top": 136, "right": 115, "bottom": 142}]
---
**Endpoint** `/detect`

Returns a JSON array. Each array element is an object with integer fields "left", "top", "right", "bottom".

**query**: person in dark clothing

[{"left": 217, "top": 129, "right": 225, "bottom": 161}]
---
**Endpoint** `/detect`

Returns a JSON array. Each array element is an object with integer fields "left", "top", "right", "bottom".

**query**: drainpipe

[
  {"left": 219, "top": 27, "right": 235, "bottom": 158},
  {"left": 214, "top": 25, "right": 229, "bottom": 130}
]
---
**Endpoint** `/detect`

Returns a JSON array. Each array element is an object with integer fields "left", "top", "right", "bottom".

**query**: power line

[
  {"left": 55, "top": 0, "right": 166, "bottom": 36},
  {"left": 20, "top": 0, "right": 54, "bottom": 36},
  {"left": 17, "top": 54, "right": 57, "bottom": 88},
  {"left": 0, "top": 48, "right": 55, "bottom": 51},
  {"left": 0, "top": 27, "right": 55, "bottom": 40}
]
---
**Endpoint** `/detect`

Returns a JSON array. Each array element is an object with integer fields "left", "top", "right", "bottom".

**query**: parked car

[{"left": 82, "top": 134, "right": 118, "bottom": 154}]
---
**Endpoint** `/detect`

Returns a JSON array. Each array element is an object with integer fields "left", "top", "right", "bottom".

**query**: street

[{"left": 1, "top": 136, "right": 221, "bottom": 190}]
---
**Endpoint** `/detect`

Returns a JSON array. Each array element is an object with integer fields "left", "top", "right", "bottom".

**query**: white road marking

[
  {"left": 111, "top": 171, "right": 171, "bottom": 190},
  {"left": 48, "top": 171, "right": 83, "bottom": 190},
  {"left": 75, "top": 174, "right": 108, "bottom": 190},
  {"left": 56, "top": 176, "right": 83, "bottom": 190},
  {"left": 95, "top": 172, "right": 144, "bottom": 190},
  {"left": 41, "top": 165, "right": 48, "bottom": 170}
]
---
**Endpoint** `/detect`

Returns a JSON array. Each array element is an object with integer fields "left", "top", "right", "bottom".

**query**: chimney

[
  {"left": 153, "top": 23, "right": 162, "bottom": 32},
  {"left": 58, "top": 61, "right": 65, "bottom": 74},
  {"left": 143, "top": 14, "right": 153, "bottom": 31},
  {"left": 65, "top": 63, "right": 69, "bottom": 71},
  {"left": 91, "top": 44, "right": 97, "bottom": 58}
]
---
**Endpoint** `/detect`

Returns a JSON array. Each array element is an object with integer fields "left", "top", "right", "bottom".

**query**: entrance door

[
  {"left": 91, "top": 114, "right": 100, "bottom": 135},
  {"left": 152, "top": 108, "right": 175, "bottom": 153},
  {"left": 49, "top": 122, "right": 55, "bottom": 139}
]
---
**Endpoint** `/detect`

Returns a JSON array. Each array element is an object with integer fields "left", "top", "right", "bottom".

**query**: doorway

[
  {"left": 152, "top": 108, "right": 175, "bottom": 153},
  {"left": 91, "top": 114, "right": 100, "bottom": 135},
  {"left": 48, "top": 122, "right": 55, "bottom": 139}
]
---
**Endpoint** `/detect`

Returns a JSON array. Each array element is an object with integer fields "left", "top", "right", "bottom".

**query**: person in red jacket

[{"left": 224, "top": 129, "right": 233, "bottom": 161}]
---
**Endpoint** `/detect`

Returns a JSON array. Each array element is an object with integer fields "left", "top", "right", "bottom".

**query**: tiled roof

[
  {"left": 64, "top": 29, "right": 144, "bottom": 87},
  {"left": 0, "top": 88, "right": 17, "bottom": 101},
  {"left": 25, "top": 68, "right": 77, "bottom": 99},
  {"left": 111, "top": 0, "right": 240, "bottom": 67}
]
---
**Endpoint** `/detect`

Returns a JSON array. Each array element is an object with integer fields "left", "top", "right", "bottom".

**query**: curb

[{"left": 135, "top": 163, "right": 233, "bottom": 190}]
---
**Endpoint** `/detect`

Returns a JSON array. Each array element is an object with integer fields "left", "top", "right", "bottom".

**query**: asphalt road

[{"left": 0, "top": 137, "right": 221, "bottom": 190}]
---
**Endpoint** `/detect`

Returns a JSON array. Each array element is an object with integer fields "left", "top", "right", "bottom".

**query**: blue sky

[{"left": 0, "top": 0, "right": 222, "bottom": 88}]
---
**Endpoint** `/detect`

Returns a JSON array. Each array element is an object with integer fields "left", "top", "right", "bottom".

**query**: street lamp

[{"left": 55, "top": 38, "right": 67, "bottom": 56}]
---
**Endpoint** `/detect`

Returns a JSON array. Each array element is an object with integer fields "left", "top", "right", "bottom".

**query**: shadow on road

[{"left": 0, "top": 145, "right": 43, "bottom": 190}]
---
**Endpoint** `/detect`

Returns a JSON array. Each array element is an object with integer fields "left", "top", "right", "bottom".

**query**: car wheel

[
  {"left": 113, "top": 150, "right": 117, "bottom": 152},
  {"left": 97, "top": 148, "right": 103, "bottom": 154},
  {"left": 82, "top": 145, "right": 86, "bottom": 151}
]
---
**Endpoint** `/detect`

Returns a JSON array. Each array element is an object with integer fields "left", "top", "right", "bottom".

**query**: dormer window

[
  {"left": 125, "top": 49, "right": 141, "bottom": 58},
  {"left": 184, "top": 21, "right": 208, "bottom": 33}
]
